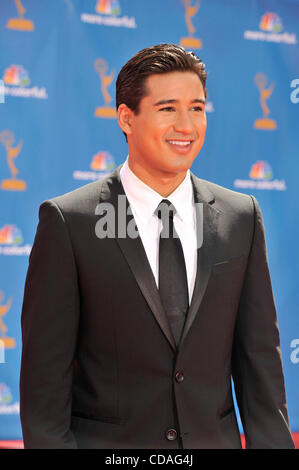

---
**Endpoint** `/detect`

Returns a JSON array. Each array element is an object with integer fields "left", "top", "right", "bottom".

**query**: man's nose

[{"left": 173, "top": 110, "right": 195, "bottom": 134}]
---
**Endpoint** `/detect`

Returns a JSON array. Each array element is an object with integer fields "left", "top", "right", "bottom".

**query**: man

[{"left": 20, "top": 44, "right": 294, "bottom": 449}]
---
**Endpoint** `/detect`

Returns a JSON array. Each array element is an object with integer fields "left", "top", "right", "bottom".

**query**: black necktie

[{"left": 156, "top": 199, "right": 189, "bottom": 346}]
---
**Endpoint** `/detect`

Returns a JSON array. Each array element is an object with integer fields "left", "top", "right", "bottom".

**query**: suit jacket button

[
  {"left": 175, "top": 371, "right": 184, "bottom": 383},
  {"left": 166, "top": 429, "right": 177, "bottom": 441}
]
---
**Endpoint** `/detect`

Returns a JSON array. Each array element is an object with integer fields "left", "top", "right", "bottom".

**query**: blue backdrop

[{"left": 0, "top": 0, "right": 298, "bottom": 440}]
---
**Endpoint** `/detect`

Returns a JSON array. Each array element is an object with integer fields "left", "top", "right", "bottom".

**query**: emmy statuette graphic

[
  {"left": 94, "top": 58, "right": 117, "bottom": 118},
  {"left": 6, "top": 0, "right": 35, "bottom": 31},
  {"left": 0, "top": 130, "right": 27, "bottom": 191},
  {"left": 180, "top": 0, "right": 202, "bottom": 49},
  {"left": 254, "top": 73, "right": 277, "bottom": 130},
  {"left": 0, "top": 291, "right": 15, "bottom": 349}
]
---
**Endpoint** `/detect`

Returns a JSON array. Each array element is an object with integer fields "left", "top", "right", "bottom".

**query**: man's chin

[
  {"left": 163, "top": 157, "right": 196, "bottom": 173},
  {"left": 158, "top": 165, "right": 191, "bottom": 179}
]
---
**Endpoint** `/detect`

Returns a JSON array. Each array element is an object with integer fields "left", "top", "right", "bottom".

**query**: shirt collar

[{"left": 120, "top": 158, "right": 195, "bottom": 227}]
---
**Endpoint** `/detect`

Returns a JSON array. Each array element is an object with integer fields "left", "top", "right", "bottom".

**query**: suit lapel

[
  {"left": 99, "top": 167, "right": 177, "bottom": 351},
  {"left": 98, "top": 167, "right": 219, "bottom": 351},
  {"left": 180, "top": 175, "right": 220, "bottom": 346}
]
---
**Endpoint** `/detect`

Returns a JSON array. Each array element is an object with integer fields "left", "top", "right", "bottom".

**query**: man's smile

[{"left": 166, "top": 139, "right": 194, "bottom": 153}]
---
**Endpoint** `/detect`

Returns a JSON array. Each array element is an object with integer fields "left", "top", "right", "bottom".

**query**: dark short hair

[{"left": 116, "top": 43, "right": 207, "bottom": 115}]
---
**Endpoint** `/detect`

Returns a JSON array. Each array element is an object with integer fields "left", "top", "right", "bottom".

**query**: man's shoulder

[
  {"left": 191, "top": 173, "right": 255, "bottom": 213},
  {"left": 51, "top": 179, "right": 104, "bottom": 211},
  {"left": 42, "top": 167, "right": 121, "bottom": 215}
]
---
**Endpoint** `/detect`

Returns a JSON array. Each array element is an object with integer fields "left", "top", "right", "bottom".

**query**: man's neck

[{"left": 127, "top": 161, "right": 188, "bottom": 198}]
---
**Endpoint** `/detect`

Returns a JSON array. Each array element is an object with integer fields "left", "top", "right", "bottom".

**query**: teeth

[{"left": 168, "top": 140, "right": 191, "bottom": 146}]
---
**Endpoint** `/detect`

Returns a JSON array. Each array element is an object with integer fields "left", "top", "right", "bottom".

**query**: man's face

[{"left": 119, "top": 71, "right": 207, "bottom": 179}]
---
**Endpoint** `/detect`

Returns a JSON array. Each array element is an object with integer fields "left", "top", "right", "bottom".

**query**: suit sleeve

[
  {"left": 232, "top": 195, "right": 295, "bottom": 449},
  {"left": 20, "top": 200, "right": 80, "bottom": 448}
]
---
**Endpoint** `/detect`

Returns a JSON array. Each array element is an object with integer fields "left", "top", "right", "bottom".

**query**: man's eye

[
  {"left": 192, "top": 106, "right": 203, "bottom": 112},
  {"left": 159, "top": 107, "right": 175, "bottom": 112}
]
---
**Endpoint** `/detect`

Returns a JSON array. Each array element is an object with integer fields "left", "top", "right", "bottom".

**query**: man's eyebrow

[{"left": 153, "top": 98, "right": 206, "bottom": 106}]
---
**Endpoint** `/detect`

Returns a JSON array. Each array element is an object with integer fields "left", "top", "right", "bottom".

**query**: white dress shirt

[{"left": 120, "top": 159, "right": 197, "bottom": 304}]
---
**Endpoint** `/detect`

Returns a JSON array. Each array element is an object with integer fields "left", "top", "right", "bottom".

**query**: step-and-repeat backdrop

[{"left": 0, "top": 0, "right": 298, "bottom": 440}]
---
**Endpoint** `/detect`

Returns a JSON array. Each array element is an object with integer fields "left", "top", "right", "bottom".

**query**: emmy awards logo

[
  {"left": 180, "top": 0, "right": 202, "bottom": 49},
  {"left": 254, "top": 73, "right": 277, "bottom": 130},
  {"left": 6, "top": 0, "right": 34, "bottom": 31},
  {"left": 94, "top": 58, "right": 117, "bottom": 118},
  {"left": 0, "top": 291, "right": 15, "bottom": 349},
  {"left": 0, "top": 130, "right": 27, "bottom": 191}
]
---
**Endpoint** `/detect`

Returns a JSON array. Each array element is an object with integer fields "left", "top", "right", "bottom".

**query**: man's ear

[{"left": 117, "top": 104, "right": 134, "bottom": 136}]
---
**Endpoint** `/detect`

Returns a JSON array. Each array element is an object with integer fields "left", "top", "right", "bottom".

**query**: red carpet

[{"left": 0, "top": 434, "right": 298, "bottom": 449}]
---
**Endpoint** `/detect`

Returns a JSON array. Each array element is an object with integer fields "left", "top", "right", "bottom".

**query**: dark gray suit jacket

[{"left": 20, "top": 166, "right": 294, "bottom": 449}]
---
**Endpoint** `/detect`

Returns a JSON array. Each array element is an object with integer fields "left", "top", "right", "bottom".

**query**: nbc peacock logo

[
  {"left": 0, "top": 224, "right": 23, "bottom": 245},
  {"left": 234, "top": 161, "right": 286, "bottom": 191},
  {"left": 0, "top": 383, "right": 19, "bottom": 415},
  {"left": 0, "top": 384, "right": 12, "bottom": 405},
  {"left": 259, "top": 12, "right": 283, "bottom": 33},
  {"left": 249, "top": 161, "right": 273, "bottom": 180},
  {"left": 73, "top": 150, "right": 116, "bottom": 181},
  {"left": 244, "top": 11, "right": 297, "bottom": 44},
  {"left": 81, "top": 0, "right": 136, "bottom": 28},
  {"left": 96, "top": 0, "right": 121, "bottom": 16},
  {"left": 2, "top": 64, "right": 48, "bottom": 100},
  {"left": 3, "top": 65, "right": 30, "bottom": 87},
  {"left": 0, "top": 224, "right": 31, "bottom": 256},
  {"left": 90, "top": 151, "right": 115, "bottom": 171}
]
